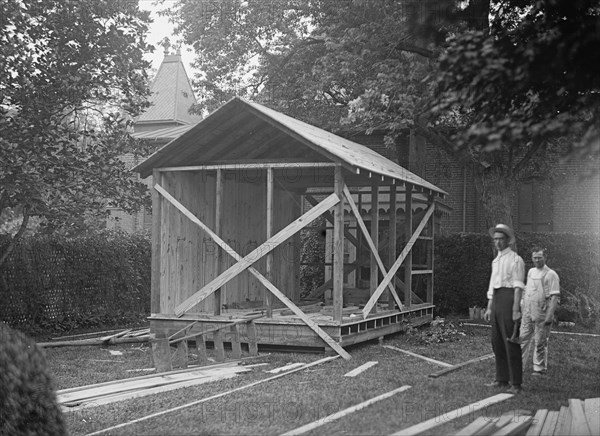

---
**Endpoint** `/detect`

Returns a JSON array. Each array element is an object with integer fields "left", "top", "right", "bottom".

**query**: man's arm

[
  {"left": 544, "top": 295, "right": 559, "bottom": 325},
  {"left": 512, "top": 256, "right": 526, "bottom": 321}
]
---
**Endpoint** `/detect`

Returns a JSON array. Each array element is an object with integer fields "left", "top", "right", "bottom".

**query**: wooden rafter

[
  {"left": 154, "top": 184, "right": 350, "bottom": 359},
  {"left": 362, "top": 202, "right": 435, "bottom": 318},
  {"left": 342, "top": 186, "right": 404, "bottom": 311}
]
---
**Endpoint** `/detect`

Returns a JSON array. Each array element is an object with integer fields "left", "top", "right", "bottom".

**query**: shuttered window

[{"left": 517, "top": 181, "right": 553, "bottom": 232}]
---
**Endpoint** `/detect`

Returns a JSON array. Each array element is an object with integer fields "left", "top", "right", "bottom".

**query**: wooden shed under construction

[{"left": 134, "top": 97, "right": 448, "bottom": 361}]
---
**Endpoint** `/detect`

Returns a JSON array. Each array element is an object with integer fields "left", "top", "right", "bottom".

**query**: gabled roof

[
  {"left": 135, "top": 52, "right": 202, "bottom": 126},
  {"left": 133, "top": 97, "right": 447, "bottom": 197}
]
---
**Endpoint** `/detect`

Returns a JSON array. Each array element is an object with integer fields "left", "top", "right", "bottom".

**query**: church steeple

[{"left": 134, "top": 44, "right": 202, "bottom": 133}]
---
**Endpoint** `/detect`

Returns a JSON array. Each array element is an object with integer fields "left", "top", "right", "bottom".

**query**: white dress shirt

[{"left": 487, "top": 247, "right": 526, "bottom": 300}]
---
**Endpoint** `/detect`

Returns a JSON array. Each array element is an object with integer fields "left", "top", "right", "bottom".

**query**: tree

[
  {"left": 431, "top": 0, "right": 600, "bottom": 227},
  {"left": 167, "top": 0, "right": 598, "bottom": 228},
  {"left": 0, "top": 0, "right": 154, "bottom": 267}
]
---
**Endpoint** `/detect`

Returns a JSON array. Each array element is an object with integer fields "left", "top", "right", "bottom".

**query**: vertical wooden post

[
  {"left": 151, "top": 170, "right": 162, "bottom": 314},
  {"left": 388, "top": 184, "right": 397, "bottom": 310},
  {"left": 247, "top": 322, "right": 259, "bottom": 356},
  {"left": 231, "top": 325, "right": 242, "bottom": 359},
  {"left": 214, "top": 169, "right": 223, "bottom": 315},
  {"left": 333, "top": 165, "right": 345, "bottom": 322},
  {"left": 213, "top": 330, "right": 225, "bottom": 362},
  {"left": 370, "top": 178, "right": 379, "bottom": 314},
  {"left": 356, "top": 192, "right": 363, "bottom": 287},
  {"left": 174, "top": 340, "right": 189, "bottom": 368},
  {"left": 265, "top": 167, "right": 274, "bottom": 318},
  {"left": 194, "top": 334, "right": 208, "bottom": 365},
  {"left": 427, "top": 197, "right": 435, "bottom": 304},
  {"left": 151, "top": 335, "right": 172, "bottom": 373},
  {"left": 404, "top": 184, "right": 413, "bottom": 307}
]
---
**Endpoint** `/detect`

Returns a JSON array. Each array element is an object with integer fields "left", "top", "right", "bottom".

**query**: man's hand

[{"left": 484, "top": 309, "right": 492, "bottom": 322}]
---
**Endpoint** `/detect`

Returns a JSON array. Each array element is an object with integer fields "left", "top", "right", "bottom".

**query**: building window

[{"left": 517, "top": 181, "right": 553, "bottom": 232}]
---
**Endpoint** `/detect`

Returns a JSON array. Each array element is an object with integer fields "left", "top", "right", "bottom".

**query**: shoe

[
  {"left": 485, "top": 381, "right": 509, "bottom": 388},
  {"left": 532, "top": 370, "right": 546, "bottom": 376},
  {"left": 507, "top": 385, "right": 522, "bottom": 394}
]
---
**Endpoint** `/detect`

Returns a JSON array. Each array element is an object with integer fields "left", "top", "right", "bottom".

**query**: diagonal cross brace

[
  {"left": 362, "top": 203, "right": 435, "bottom": 318},
  {"left": 342, "top": 186, "right": 404, "bottom": 311},
  {"left": 154, "top": 185, "right": 351, "bottom": 359}
]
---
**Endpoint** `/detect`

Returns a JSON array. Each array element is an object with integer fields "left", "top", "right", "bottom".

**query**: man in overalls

[{"left": 519, "top": 247, "right": 560, "bottom": 376}]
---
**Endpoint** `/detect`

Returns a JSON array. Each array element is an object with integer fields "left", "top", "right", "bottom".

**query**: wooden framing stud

[
  {"left": 213, "top": 330, "right": 225, "bottom": 362},
  {"left": 247, "top": 322, "right": 259, "bottom": 356},
  {"left": 231, "top": 324, "right": 242, "bottom": 359}
]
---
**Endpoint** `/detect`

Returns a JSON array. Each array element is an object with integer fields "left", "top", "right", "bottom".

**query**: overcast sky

[{"left": 139, "top": 0, "right": 197, "bottom": 77}]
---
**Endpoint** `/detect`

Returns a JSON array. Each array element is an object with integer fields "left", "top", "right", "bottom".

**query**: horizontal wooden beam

[{"left": 157, "top": 162, "right": 338, "bottom": 172}]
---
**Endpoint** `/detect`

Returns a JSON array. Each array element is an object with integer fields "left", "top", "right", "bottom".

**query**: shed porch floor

[{"left": 149, "top": 303, "right": 434, "bottom": 353}]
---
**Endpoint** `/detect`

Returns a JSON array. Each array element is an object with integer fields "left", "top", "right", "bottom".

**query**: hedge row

[
  {"left": 1, "top": 230, "right": 597, "bottom": 332},
  {"left": 434, "top": 232, "right": 600, "bottom": 325},
  {"left": 0, "top": 231, "right": 151, "bottom": 332}
]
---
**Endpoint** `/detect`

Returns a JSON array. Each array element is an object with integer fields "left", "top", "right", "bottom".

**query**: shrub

[
  {"left": 0, "top": 230, "right": 151, "bottom": 332},
  {"left": 0, "top": 322, "right": 66, "bottom": 435}
]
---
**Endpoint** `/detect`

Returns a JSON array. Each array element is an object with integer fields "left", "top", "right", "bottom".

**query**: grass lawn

[{"left": 44, "top": 319, "right": 600, "bottom": 436}]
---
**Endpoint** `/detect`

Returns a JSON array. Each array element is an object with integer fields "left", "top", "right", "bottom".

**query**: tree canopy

[
  {"left": 167, "top": 0, "right": 598, "bottom": 227},
  {"left": 0, "top": 0, "right": 154, "bottom": 265}
]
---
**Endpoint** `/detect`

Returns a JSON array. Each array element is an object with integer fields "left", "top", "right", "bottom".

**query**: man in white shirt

[
  {"left": 519, "top": 247, "right": 560, "bottom": 376},
  {"left": 483, "top": 224, "right": 525, "bottom": 394}
]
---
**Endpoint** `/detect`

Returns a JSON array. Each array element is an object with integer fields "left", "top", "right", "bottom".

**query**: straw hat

[{"left": 489, "top": 224, "right": 516, "bottom": 245}]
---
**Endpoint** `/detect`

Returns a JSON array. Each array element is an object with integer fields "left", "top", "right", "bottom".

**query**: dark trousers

[{"left": 491, "top": 287, "right": 522, "bottom": 386}]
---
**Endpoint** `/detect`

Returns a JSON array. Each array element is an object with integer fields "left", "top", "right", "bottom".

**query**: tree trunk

[{"left": 474, "top": 167, "right": 517, "bottom": 232}]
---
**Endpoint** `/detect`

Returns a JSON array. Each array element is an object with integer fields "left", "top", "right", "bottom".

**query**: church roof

[{"left": 135, "top": 51, "right": 202, "bottom": 126}]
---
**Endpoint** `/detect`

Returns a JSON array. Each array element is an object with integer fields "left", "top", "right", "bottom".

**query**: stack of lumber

[
  {"left": 57, "top": 361, "right": 253, "bottom": 412},
  {"left": 452, "top": 398, "right": 599, "bottom": 436},
  {"left": 39, "top": 328, "right": 151, "bottom": 348}
]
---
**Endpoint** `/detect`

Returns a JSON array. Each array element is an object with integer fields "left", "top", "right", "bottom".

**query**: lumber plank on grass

[
  {"left": 37, "top": 335, "right": 151, "bottom": 348},
  {"left": 61, "top": 367, "right": 250, "bottom": 412},
  {"left": 452, "top": 416, "right": 499, "bottom": 436},
  {"left": 428, "top": 353, "right": 495, "bottom": 378},
  {"left": 584, "top": 398, "right": 600, "bottom": 435},
  {"left": 51, "top": 329, "right": 124, "bottom": 340},
  {"left": 538, "top": 410, "right": 559, "bottom": 436},
  {"left": 58, "top": 364, "right": 245, "bottom": 404},
  {"left": 390, "top": 393, "right": 514, "bottom": 436},
  {"left": 266, "top": 363, "right": 306, "bottom": 374},
  {"left": 281, "top": 385, "right": 411, "bottom": 436},
  {"left": 85, "top": 355, "right": 340, "bottom": 436},
  {"left": 344, "top": 361, "right": 378, "bottom": 377},
  {"left": 525, "top": 409, "right": 549, "bottom": 436},
  {"left": 554, "top": 405, "right": 571, "bottom": 436},
  {"left": 568, "top": 399, "right": 592, "bottom": 436},
  {"left": 451, "top": 416, "right": 499, "bottom": 435},
  {"left": 491, "top": 416, "right": 533, "bottom": 436},
  {"left": 384, "top": 345, "right": 452, "bottom": 368}
]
